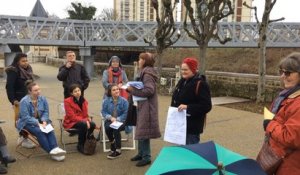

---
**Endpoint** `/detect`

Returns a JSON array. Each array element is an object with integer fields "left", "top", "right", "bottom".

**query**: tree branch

[
  {"left": 243, "top": 1, "right": 259, "bottom": 23},
  {"left": 269, "top": 17, "right": 285, "bottom": 23}
]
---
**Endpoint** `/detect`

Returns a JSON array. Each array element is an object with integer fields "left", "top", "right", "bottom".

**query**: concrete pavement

[{"left": 0, "top": 63, "right": 265, "bottom": 175}]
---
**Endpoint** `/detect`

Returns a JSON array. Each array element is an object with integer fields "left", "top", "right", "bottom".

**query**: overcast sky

[{"left": 0, "top": 0, "right": 299, "bottom": 22}]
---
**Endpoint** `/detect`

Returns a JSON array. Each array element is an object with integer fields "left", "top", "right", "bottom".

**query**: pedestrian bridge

[{"left": 1, "top": 15, "right": 300, "bottom": 48}]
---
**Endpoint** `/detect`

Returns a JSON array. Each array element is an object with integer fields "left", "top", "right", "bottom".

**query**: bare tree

[
  {"left": 244, "top": 0, "right": 284, "bottom": 102},
  {"left": 183, "top": 0, "right": 233, "bottom": 74},
  {"left": 97, "top": 8, "right": 118, "bottom": 21},
  {"left": 144, "top": 0, "right": 181, "bottom": 78}
]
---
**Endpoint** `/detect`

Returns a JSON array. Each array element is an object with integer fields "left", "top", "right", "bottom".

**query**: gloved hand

[{"left": 263, "top": 119, "right": 271, "bottom": 131}]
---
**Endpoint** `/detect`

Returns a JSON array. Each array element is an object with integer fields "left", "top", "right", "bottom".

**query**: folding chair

[
  {"left": 100, "top": 113, "right": 136, "bottom": 152},
  {"left": 57, "top": 103, "right": 78, "bottom": 151},
  {"left": 14, "top": 106, "right": 41, "bottom": 158},
  {"left": 57, "top": 103, "right": 101, "bottom": 151}
]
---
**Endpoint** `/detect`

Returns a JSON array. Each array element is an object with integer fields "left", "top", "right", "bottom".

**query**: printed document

[
  {"left": 164, "top": 106, "right": 186, "bottom": 145},
  {"left": 39, "top": 124, "right": 54, "bottom": 133},
  {"left": 110, "top": 121, "right": 123, "bottom": 129}
]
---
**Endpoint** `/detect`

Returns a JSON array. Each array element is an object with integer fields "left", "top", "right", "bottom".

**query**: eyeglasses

[{"left": 279, "top": 69, "right": 295, "bottom": 76}]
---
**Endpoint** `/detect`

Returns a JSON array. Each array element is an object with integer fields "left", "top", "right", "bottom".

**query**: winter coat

[
  {"left": 63, "top": 97, "right": 89, "bottom": 129},
  {"left": 171, "top": 74, "right": 212, "bottom": 135},
  {"left": 5, "top": 66, "right": 34, "bottom": 105},
  {"left": 130, "top": 67, "right": 161, "bottom": 140},
  {"left": 57, "top": 63, "right": 90, "bottom": 90},
  {"left": 266, "top": 90, "right": 300, "bottom": 175}
]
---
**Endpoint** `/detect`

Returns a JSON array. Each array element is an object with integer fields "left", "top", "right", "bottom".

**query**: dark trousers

[
  {"left": 0, "top": 127, "right": 7, "bottom": 147},
  {"left": 137, "top": 139, "right": 151, "bottom": 161},
  {"left": 64, "top": 87, "right": 85, "bottom": 99},
  {"left": 72, "top": 121, "right": 96, "bottom": 146},
  {"left": 186, "top": 134, "right": 200, "bottom": 145},
  {"left": 104, "top": 120, "right": 125, "bottom": 149}
]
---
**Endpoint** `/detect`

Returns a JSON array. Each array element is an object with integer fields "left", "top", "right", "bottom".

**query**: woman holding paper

[
  {"left": 171, "top": 57, "right": 212, "bottom": 145},
  {"left": 102, "top": 56, "right": 128, "bottom": 99},
  {"left": 63, "top": 84, "right": 96, "bottom": 154},
  {"left": 126, "top": 52, "right": 161, "bottom": 167},
  {"left": 101, "top": 84, "right": 128, "bottom": 159},
  {"left": 17, "top": 81, "right": 66, "bottom": 161},
  {"left": 262, "top": 52, "right": 300, "bottom": 175}
]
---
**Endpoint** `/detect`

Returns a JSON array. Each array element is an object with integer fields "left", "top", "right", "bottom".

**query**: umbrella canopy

[{"left": 146, "top": 141, "right": 265, "bottom": 175}]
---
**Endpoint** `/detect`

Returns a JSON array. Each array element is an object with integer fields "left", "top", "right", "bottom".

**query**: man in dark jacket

[{"left": 57, "top": 51, "right": 90, "bottom": 98}]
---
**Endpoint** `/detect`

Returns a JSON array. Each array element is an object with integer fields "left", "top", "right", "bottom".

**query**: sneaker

[
  {"left": 50, "top": 147, "right": 66, "bottom": 156},
  {"left": 19, "top": 137, "right": 36, "bottom": 149},
  {"left": 0, "top": 164, "right": 7, "bottom": 174},
  {"left": 107, "top": 151, "right": 121, "bottom": 159},
  {"left": 51, "top": 155, "right": 65, "bottom": 162}
]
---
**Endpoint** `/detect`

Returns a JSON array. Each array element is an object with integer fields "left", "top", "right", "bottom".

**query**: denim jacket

[
  {"left": 17, "top": 95, "right": 51, "bottom": 132},
  {"left": 101, "top": 96, "right": 129, "bottom": 122}
]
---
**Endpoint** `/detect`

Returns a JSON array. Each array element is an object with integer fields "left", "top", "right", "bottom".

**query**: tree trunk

[
  {"left": 257, "top": 31, "right": 267, "bottom": 103},
  {"left": 156, "top": 50, "right": 163, "bottom": 80},
  {"left": 198, "top": 45, "right": 207, "bottom": 75}
]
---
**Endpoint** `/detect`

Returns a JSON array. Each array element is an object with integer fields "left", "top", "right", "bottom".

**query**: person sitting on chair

[
  {"left": 101, "top": 84, "right": 129, "bottom": 159},
  {"left": 17, "top": 81, "right": 66, "bottom": 161},
  {"left": 0, "top": 127, "right": 16, "bottom": 174},
  {"left": 63, "top": 84, "right": 96, "bottom": 154}
]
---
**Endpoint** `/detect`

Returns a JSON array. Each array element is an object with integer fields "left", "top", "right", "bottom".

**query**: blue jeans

[
  {"left": 186, "top": 134, "right": 200, "bottom": 145},
  {"left": 137, "top": 139, "right": 151, "bottom": 161},
  {"left": 24, "top": 124, "right": 58, "bottom": 153}
]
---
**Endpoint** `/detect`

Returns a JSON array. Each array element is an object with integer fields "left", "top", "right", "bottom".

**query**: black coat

[
  {"left": 57, "top": 63, "right": 90, "bottom": 90},
  {"left": 5, "top": 66, "right": 33, "bottom": 105},
  {"left": 171, "top": 74, "right": 212, "bottom": 135}
]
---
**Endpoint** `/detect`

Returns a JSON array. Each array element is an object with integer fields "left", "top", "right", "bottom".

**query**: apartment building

[{"left": 114, "top": 0, "right": 252, "bottom": 22}]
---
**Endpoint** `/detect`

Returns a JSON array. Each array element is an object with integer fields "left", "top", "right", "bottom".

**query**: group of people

[{"left": 2, "top": 49, "right": 300, "bottom": 174}]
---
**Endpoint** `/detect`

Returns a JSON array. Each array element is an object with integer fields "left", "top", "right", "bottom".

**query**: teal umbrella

[{"left": 146, "top": 141, "right": 265, "bottom": 175}]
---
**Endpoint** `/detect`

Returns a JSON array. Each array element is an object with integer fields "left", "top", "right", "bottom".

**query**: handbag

[
  {"left": 256, "top": 135, "right": 283, "bottom": 175},
  {"left": 125, "top": 95, "right": 137, "bottom": 126},
  {"left": 83, "top": 134, "right": 97, "bottom": 155}
]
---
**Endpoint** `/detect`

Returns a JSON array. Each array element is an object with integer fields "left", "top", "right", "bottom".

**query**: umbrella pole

[{"left": 217, "top": 162, "right": 225, "bottom": 175}]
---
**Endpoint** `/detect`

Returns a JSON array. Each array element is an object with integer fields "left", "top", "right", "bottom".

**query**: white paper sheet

[
  {"left": 163, "top": 106, "right": 187, "bottom": 145},
  {"left": 109, "top": 121, "right": 123, "bottom": 129},
  {"left": 39, "top": 124, "right": 54, "bottom": 133}
]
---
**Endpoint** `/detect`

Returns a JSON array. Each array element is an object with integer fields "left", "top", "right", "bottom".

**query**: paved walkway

[{"left": 0, "top": 63, "right": 264, "bottom": 175}]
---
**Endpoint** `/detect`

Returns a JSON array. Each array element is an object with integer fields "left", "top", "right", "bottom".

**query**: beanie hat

[
  {"left": 182, "top": 57, "right": 198, "bottom": 74},
  {"left": 108, "top": 56, "right": 122, "bottom": 67}
]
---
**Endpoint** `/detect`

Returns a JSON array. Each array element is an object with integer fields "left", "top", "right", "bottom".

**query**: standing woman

[
  {"left": 17, "top": 81, "right": 66, "bottom": 161},
  {"left": 171, "top": 57, "right": 212, "bottom": 145},
  {"left": 262, "top": 52, "right": 300, "bottom": 174},
  {"left": 126, "top": 52, "right": 161, "bottom": 167},
  {"left": 101, "top": 84, "right": 128, "bottom": 159},
  {"left": 63, "top": 84, "right": 96, "bottom": 154},
  {"left": 102, "top": 56, "right": 128, "bottom": 99},
  {"left": 5, "top": 53, "right": 35, "bottom": 148}
]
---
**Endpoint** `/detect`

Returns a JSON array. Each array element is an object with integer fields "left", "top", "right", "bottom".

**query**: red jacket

[
  {"left": 266, "top": 90, "right": 300, "bottom": 175},
  {"left": 63, "top": 97, "right": 89, "bottom": 129}
]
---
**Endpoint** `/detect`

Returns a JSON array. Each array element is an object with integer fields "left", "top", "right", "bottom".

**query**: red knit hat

[{"left": 182, "top": 57, "right": 198, "bottom": 74}]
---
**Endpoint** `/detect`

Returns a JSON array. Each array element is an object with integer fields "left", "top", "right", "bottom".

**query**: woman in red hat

[{"left": 171, "top": 57, "right": 212, "bottom": 145}]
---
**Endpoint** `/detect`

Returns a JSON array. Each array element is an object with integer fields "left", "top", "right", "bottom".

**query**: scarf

[
  {"left": 18, "top": 65, "right": 33, "bottom": 80},
  {"left": 73, "top": 96, "right": 84, "bottom": 110},
  {"left": 271, "top": 85, "right": 300, "bottom": 114},
  {"left": 108, "top": 67, "right": 122, "bottom": 84}
]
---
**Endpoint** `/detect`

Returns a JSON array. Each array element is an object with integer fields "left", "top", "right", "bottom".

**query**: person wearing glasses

[
  {"left": 171, "top": 57, "right": 212, "bottom": 145},
  {"left": 263, "top": 52, "right": 300, "bottom": 174}
]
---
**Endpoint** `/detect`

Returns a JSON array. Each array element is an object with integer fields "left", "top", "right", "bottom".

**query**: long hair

[{"left": 11, "top": 53, "right": 27, "bottom": 67}]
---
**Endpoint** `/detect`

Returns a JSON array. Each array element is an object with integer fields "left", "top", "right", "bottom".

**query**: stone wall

[{"left": 45, "top": 57, "right": 281, "bottom": 102}]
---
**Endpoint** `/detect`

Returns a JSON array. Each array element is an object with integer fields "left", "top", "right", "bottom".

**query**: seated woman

[
  {"left": 17, "top": 81, "right": 66, "bottom": 161},
  {"left": 101, "top": 84, "right": 128, "bottom": 159},
  {"left": 0, "top": 127, "right": 16, "bottom": 174},
  {"left": 63, "top": 84, "right": 96, "bottom": 154}
]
